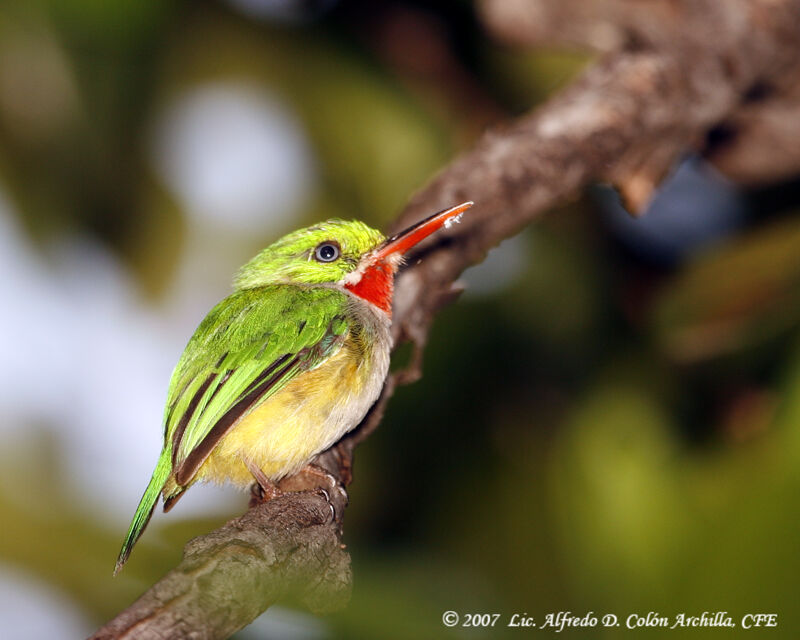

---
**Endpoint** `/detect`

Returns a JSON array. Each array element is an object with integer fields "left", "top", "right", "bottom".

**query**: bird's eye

[{"left": 314, "top": 242, "right": 340, "bottom": 263}]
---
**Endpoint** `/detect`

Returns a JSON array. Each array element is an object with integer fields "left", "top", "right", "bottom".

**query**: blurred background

[{"left": 1, "top": 1, "right": 799, "bottom": 638}]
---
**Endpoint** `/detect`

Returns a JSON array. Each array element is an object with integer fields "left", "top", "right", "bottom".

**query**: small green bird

[{"left": 115, "top": 201, "right": 472, "bottom": 573}]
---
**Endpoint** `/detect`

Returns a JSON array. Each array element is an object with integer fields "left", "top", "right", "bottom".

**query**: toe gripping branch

[{"left": 249, "top": 461, "right": 349, "bottom": 528}]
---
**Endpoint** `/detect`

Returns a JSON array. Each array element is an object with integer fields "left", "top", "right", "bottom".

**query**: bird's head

[{"left": 235, "top": 202, "right": 472, "bottom": 314}]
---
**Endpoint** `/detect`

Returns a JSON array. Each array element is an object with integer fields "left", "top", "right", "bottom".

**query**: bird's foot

[
  {"left": 249, "top": 479, "right": 283, "bottom": 505},
  {"left": 279, "top": 463, "right": 348, "bottom": 523},
  {"left": 245, "top": 459, "right": 283, "bottom": 507}
]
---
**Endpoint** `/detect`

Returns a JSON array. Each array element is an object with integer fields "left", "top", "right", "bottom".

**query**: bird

[{"left": 115, "top": 201, "right": 473, "bottom": 574}]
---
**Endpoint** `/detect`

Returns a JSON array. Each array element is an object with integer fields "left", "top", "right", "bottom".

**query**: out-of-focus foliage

[
  {"left": 1, "top": 1, "right": 798, "bottom": 638},
  {"left": 654, "top": 217, "right": 800, "bottom": 362}
]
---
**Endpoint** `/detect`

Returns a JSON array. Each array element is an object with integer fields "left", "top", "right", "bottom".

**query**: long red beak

[{"left": 374, "top": 201, "right": 473, "bottom": 260}]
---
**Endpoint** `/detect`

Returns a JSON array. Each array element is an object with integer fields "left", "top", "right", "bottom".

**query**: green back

[
  {"left": 166, "top": 285, "right": 349, "bottom": 480},
  {"left": 115, "top": 285, "right": 350, "bottom": 573}
]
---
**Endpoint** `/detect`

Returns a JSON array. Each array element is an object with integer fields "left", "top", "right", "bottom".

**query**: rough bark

[
  {"left": 91, "top": 1, "right": 800, "bottom": 637},
  {"left": 479, "top": 0, "right": 800, "bottom": 190},
  {"left": 92, "top": 491, "right": 350, "bottom": 640}
]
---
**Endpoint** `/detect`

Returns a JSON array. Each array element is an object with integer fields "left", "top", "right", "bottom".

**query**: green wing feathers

[
  {"left": 166, "top": 287, "right": 349, "bottom": 481},
  {"left": 115, "top": 286, "right": 349, "bottom": 573}
]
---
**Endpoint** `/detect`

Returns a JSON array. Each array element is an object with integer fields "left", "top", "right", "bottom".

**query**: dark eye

[{"left": 314, "top": 242, "right": 340, "bottom": 263}]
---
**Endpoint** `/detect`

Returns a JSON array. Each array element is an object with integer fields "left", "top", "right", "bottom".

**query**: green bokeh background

[{"left": 1, "top": 1, "right": 799, "bottom": 638}]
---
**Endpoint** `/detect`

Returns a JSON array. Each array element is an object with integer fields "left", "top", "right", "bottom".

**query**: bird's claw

[{"left": 296, "top": 463, "right": 347, "bottom": 522}]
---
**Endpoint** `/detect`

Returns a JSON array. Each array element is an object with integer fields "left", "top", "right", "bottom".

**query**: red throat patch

[{"left": 345, "top": 262, "right": 394, "bottom": 315}]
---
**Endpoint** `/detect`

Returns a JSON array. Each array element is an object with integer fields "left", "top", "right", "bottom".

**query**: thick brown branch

[
  {"left": 91, "top": 491, "right": 350, "bottom": 639},
  {"left": 706, "top": 81, "right": 800, "bottom": 185},
  {"left": 93, "top": 1, "right": 800, "bottom": 637},
  {"left": 480, "top": 0, "right": 800, "bottom": 189}
]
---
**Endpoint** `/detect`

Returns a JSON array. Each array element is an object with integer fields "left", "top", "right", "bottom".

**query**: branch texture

[
  {"left": 93, "top": 490, "right": 350, "bottom": 640},
  {"left": 92, "top": 1, "right": 800, "bottom": 637}
]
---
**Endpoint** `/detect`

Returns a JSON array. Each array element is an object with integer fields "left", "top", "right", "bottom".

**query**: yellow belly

[{"left": 194, "top": 336, "right": 375, "bottom": 487}]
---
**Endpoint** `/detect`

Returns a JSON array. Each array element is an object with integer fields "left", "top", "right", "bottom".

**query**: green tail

[{"left": 114, "top": 449, "right": 171, "bottom": 575}]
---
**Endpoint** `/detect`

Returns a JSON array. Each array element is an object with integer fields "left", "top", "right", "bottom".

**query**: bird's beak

[{"left": 373, "top": 201, "right": 473, "bottom": 261}]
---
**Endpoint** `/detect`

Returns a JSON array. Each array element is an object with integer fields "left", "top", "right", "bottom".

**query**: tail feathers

[{"left": 114, "top": 452, "right": 171, "bottom": 575}]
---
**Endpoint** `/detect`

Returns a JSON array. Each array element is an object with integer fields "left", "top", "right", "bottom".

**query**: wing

[{"left": 163, "top": 285, "right": 349, "bottom": 487}]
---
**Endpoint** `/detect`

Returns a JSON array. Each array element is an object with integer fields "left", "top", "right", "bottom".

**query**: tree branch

[
  {"left": 92, "top": 1, "right": 800, "bottom": 637},
  {"left": 92, "top": 491, "right": 350, "bottom": 640}
]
